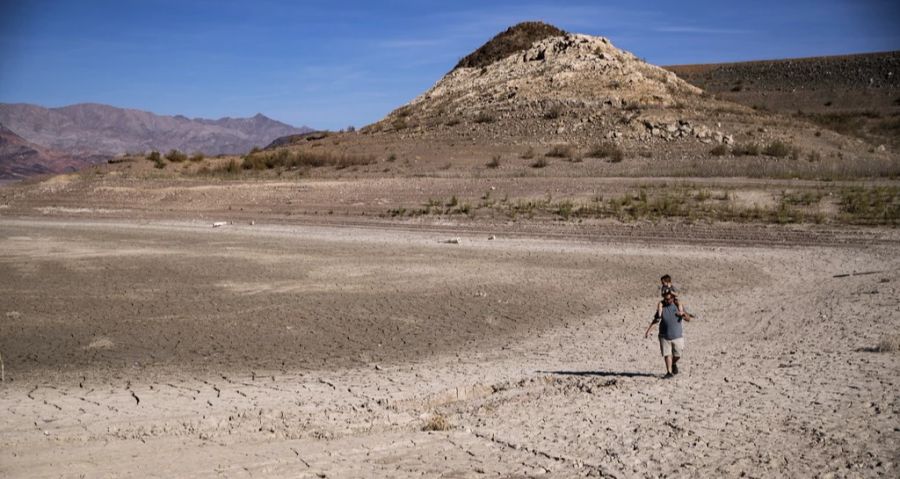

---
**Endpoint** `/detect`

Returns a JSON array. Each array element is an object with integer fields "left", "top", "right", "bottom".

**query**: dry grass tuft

[
  {"left": 422, "top": 414, "right": 452, "bottom": 431},
  {"left": 876, "top": 334, "right": 900, "bottom": 353},
  {"left": 545, "top": 145, "right": 574, "bottom": 158},
  {"left": 589, "top": 143, "right": 624, "bottom": 162}
]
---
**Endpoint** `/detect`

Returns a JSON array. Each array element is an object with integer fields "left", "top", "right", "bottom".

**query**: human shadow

[{"left": 539, "top": 370, "right": 658, "bottom": 378}]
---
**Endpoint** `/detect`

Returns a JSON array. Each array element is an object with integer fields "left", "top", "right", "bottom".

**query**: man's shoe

[
  {"left": 672, "top": 363, "right": 679, "bottom": 375},
  {"left": 663, "top": 372, "right": 674, "bottom": 379}
]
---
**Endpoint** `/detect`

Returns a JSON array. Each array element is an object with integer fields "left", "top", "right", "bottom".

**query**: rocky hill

[
  {"left": 255, "top": 22, "right": 891, "bottom": 178},
  {"left": 0, "top": 103, "right": 312, "bottom": 172},
  {"left": 362, "top": 23, "right": 717, "bottom": 145}
]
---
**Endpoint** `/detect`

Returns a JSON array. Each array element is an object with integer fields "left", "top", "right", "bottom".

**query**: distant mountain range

[{"left": 0, "top": 103, "right": 312, "bottom": 179}]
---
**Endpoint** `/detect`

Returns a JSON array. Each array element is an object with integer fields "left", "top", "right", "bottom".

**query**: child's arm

[{"left": 677, "top": 302, "right": 692, "bottom": 321}]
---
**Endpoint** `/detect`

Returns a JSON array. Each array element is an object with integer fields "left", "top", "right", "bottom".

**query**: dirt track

[{"left": 1, "top": 218, "right": 898, "bottom": 477}]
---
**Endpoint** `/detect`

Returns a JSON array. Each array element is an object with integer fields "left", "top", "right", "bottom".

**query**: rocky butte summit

[
  {"left": 263, "top": 20, "right": 881, "bottom": 171},
  {"left": 362, "top": 21, "right": 730, "bottom": 145}
]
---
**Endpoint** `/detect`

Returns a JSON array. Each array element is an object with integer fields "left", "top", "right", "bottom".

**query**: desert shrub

[
  {"left": 146, "top": 151, "right": 161, "bottom": 162},
  {"left": 165, "top": 149, "right": 188, "bottom": 162},
  {"left": 589, "top": 143, "right": 624, "bottom": 162},
  {"left": 223, "top": 159, "right": 239, "bottom": 174},
  {"left": 555, "top": 200, "right": 575, "bottom": 219},
  {"left": 710, "top": 144, "right": 729, "bottom": 156},
  {"left": 732, "top": 143, "right": 761, "bottom": 156},
  {"left": 807, "top": 150, "right": 822, "bottom": 162},
  {"left": 189, "top": 152, "right": 205, "bottom": 162},
  {"left": 445, "top": 118, "right": 460, "bottom": 126},
  {"left": 782, "top": 190, "right": 823, "bottom": 206},
  {"left": 531, "top": 158, "right": 549, "bottom": 168},
  {"left": 694, "top": 189, "right": 711, "bottom": 201},
  {"left": 387, "top": 153, "right": 397, "bottom": 162},
  {"left": 422, "top": 414, "right": 452, "bottom": 431},
  {"left": 543, "top": 104, "right": 563, "bottom": 120},
  {"left": 763, "top": 140, "right": 795, "bottom": 158},
  {"left": 876, "top": 334, "right": 900, "bottom": 352},
  {"left": 242, "top": 155, "right": 266, "bottom": 170},
  {"left": 391, "top": 118, "right": 408, "bottom": 130},
  {"left": 520, "top": 147, "right": 535, "bottom": 159},
  {"left": 840, "top": 187, "right": 900, "bottom": 223},
  {"left": 394, "top": 105, "right": 412, "bottom": 118},
  {"left": 487, "top": 155, "right": 501, "bottom": 168},
  {"left": 238, "top": 150, "right": 376, "bottom": 171},
  {"left": 474, "top": 111, "right": 495, "bottom": 124},
  {"left": 545, "top": 145, "right": 574, "bottom": 158}
]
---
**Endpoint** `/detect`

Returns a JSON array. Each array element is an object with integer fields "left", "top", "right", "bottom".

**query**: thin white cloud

[
  {"left": 654, "top": 26, "right": 754, "bottom": 34},
  {"left": 377, "top": 38, "right": 447, "bottom": 49}
]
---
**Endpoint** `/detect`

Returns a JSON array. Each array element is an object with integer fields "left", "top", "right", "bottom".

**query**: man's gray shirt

[{"left": 658, "top": 303, "right": 683, "bottom": 340}]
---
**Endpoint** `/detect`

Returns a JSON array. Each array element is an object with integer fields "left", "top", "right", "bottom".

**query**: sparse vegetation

[
  {"left": 453, "top": 21, "right": 566, "bottom": 70},
  {"left": 474, "top": 111, "right": 495, "bottom": 124},
  {"left": 531, "top": 158, "right": 549, "bottom": 168},
  {"left": 189, "top": 152, "right": 205, "bottom": 162},
  {"left": 543, "top": 104, "right": 563, "bottom": 120},
  {"left": 588, "top": 143, "right": 624, "bottom": 163},
  {"left": 732, "top": 143, "right": 761, "bottom": 156},
  {"left": 222, "top": 159, "right": 239, "bottom": 174},
  {"left": 762, "top": 140, "right": 798, "bottom": 158},
  {"left": 226, "top": 149, "right": 376, "bottom": 173},
  {"left": 520, "top": 147, "right": 535, "bottom": 159},
  {"left": 781, "top": 190, "right": 824, "bottom": 207},
  {"left": 146, "top": 150, "right": 165, "bottom": 169},
  {"left": 710, "top": 144, "right": 729, "bottom": 157},
  {"left": 382, "top": 183, "right": 899, "bottom": 225},
  {"left": 875, "top": 334, "right": 900, "bottom": 353},
  {"left": 422, "top": 414, "right": 452, "bottom": 431},
  {"left": 165, "top": 149, "right": 188, "bottom": 163},
  {"left": 487, "top": 155, "right": 501, "bottom": 168},
  {"left": 391, "top": 118, "right": 408, "bottom": 130},
  {"left": 839, "top": 186, "right": 900, "bottom": 224},
  {"left": 545, "top": 145, "right": 574, "bottom": 158}
]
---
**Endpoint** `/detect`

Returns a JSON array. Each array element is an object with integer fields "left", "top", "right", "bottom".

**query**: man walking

[{"left": 644, "top": 292, "right": 691, "bottom": 378}]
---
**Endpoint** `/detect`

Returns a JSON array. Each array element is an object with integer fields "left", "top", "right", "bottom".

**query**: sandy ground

[{"left": 1, "top": 218, "right": 898, "bottom": 478}]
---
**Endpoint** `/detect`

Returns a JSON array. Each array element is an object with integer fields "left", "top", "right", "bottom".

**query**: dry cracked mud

[{"left": 1, "top": 218, "right": 898, "bottom": 478}]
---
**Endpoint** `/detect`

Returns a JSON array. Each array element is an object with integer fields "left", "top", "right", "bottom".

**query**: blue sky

[{"left": 0, "top": 0, "right": 897, "bottom": 129}]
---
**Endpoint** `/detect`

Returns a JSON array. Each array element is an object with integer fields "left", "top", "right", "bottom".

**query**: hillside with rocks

[
  {"left": 363, "top": 25, "right": 717, "bottom": 145},
  {"left": 260, "top": 21, "right": 892, "bottom": 177},
  {"left": 666, "top": 52, "right": 900, "bottom": 149},
  {"left": 0, "top": 103, "right": 312, "bottom": 178}
]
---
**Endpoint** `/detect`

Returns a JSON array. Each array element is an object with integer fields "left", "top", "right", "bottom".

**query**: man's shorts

[{"left": 659, "top": 337, "right": 684, "bottom": 357}]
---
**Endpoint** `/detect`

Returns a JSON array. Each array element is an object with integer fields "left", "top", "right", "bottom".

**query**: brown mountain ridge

[{"left": 0, "top": 103, "right": 313, "bottom": 179}]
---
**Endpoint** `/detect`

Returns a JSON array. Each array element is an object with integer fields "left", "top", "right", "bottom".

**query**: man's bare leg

[
  {"left": 672, "top": 356, "right": 680, "bottom": 374},
  {"left": 664, "top": 355, "right": 673, "bottom": 375}
]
